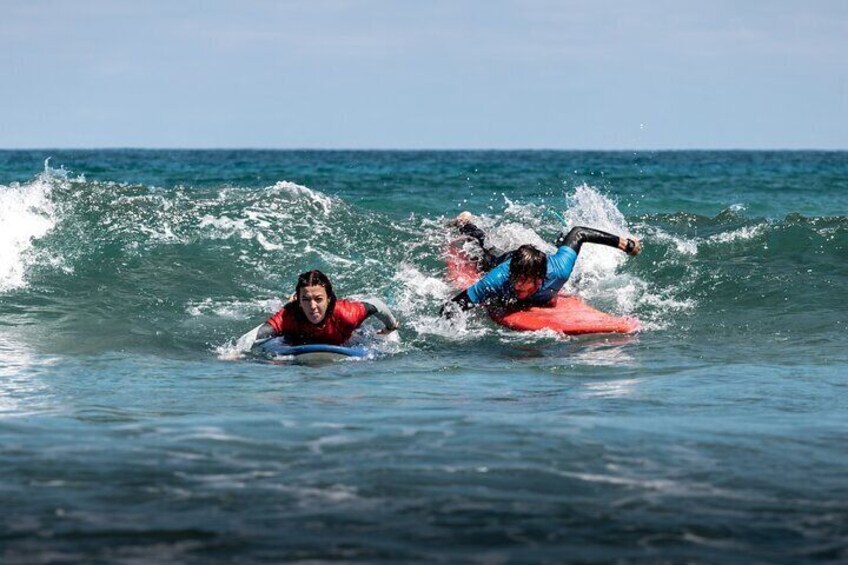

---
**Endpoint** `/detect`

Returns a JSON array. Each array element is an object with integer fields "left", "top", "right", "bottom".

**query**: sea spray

[{"left": 0, "top": 164, "right": 66, "bottom": 291}]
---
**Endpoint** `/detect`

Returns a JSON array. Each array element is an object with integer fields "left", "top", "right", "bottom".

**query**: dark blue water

[{"left": 1, "top": 150, "right": 846, "bottom": 563}]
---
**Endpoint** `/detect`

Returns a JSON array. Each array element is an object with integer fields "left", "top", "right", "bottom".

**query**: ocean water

[{"left": 1, "top": 150, "right": 846, "bottom": 563}]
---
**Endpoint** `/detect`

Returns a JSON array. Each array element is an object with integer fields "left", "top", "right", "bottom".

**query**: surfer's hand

[
  {"left": 628, "top": 238, "right": 642, "bottom": 256},
  {"left": 620, "top": 237, "right": 641, "bottom": 256},
  {"left": 378, "top": 325, "right": 398, "bottom": 335}
]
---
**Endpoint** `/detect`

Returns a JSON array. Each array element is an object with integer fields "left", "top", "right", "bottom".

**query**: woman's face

[{"left": 299, "top": 284, "right": 330, "bottom": 324}]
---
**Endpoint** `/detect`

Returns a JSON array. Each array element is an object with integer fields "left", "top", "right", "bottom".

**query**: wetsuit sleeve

[
  {"left": 448, "top": 289, "right": 474, "bottom": 311},
  {"left": 437, "top": 289, "right": 474, "bottom": 319},
  {"left": 236, "top": 322, "right": 277, "bottom": 352},
  {"left": 555, "top": 226, "right": 627, "bottom": 254},
  {"left": 266, "top": 308, "right": 288, "bottom": 335},
  {"left": 361, "top": 298, "right": 398, "bottom": 331},
  {"left": 256, "top": 323, "right": 276, "bottom": 340},
  {"left": 465, "top": 261, "right": 511, "bottom": 304},
  {"left": 441, "top": 262, "right": 509, "bottom": 317},
  {"left": 547, "top": 246, "right": 579, "bottom": 281}
]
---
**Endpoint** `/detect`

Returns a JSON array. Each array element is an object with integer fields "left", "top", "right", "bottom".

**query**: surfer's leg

[
  {"left": 490, "top": 249, "right": 514, "bottom": 268},
  {"left": 458, "top": 221, "right": 488, "bottom": 249},
  {"left": 451, "top": 212, "right": 504, "bottom": 271}
]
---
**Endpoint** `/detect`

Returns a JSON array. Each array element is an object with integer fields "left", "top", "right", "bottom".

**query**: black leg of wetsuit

[
  {"left": 555, "top": 226, "right": 620, "bottom": 254},
  {"left": 459, "top": 223, "right": 487, "bottom": 248},
  {"left": 443, "top": 222, "right": 511, "bottom": 316},
  {"left": 459, "top": 222, "right": 505, "bottom": 271}
]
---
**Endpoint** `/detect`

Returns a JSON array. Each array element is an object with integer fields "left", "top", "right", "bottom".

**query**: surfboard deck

[{"left": 445, "top": 240, "right": 640, "bottom": 335}]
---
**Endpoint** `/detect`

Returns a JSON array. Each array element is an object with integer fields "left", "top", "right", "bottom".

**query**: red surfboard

[{"left": 446, "top": 241, "right": 640, "bottom": 335}]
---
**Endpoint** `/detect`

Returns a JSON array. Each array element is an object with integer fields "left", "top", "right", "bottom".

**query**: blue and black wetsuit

[{"left": 448, "top": 224, "right": 634, "bottom": 312}]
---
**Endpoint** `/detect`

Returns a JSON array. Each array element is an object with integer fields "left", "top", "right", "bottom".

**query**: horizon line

[{"left": 1, "top": 146, "right": 847, "bottom": 152}]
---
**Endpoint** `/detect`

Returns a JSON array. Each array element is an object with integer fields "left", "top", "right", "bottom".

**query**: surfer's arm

[
  {"left": 441, "top": 289, "right": 475, "bottom": 317},
  {"left": 240, "top": 307, "right": 287, "bottom": 350},
  {"left": 256, "top": 323, "right": 276, "bottom": 340},
  {"left": 441, "top": 262, "right": 510, "bottom": 317},
  {"left": 236, "top": 322, "right": 277, "bottom": 352},
  {"left": 555, "top": 226, "right": 641, "bottom": 256},
  {"left": 361, "top": 298, "right": 398, "bottom": 333}
]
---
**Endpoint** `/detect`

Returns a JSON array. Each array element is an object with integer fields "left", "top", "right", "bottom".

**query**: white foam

[
  {"left": 638, "top": 291, "right": 696, "bottom": 314},
  {"left": 561, "top": 184, "right": 633, "bottom": 287},
  {"left": 564, "top": 184, "right": 631, "bottom": 237},
  {"left": 707, "top": 224, "right": 765, "bottom": 244},
  {"left": 255, "top": 232, "right": 284, "bottom": 250},
  {"left": 503, "top": 198, "right": 549, "bottom": 229},
  {"left": 198, "top": 214, "right": 251, "bottom": 238},
  {"left": 102, "top": 179, "right": 342, "bottom": 256},
  {"left": 486, "top": 221, "right": 553, "bottom": 255},
  {"left": 201, "top": 297, "right": 287, "bottom": 360},
  {"left": 0, "top": 164, "right": 67, "bottom": 292},
  {"left": 581, "top": 378, "right": 642, "bottom": 396},
  {"left": 267, "top": 180, "right": 335, "bottom": 217},
  {"left": 393, "top": 264, "right": 453, "bottom": 305},
  {"left": 187, "top": 296, "right": 284, "bottom": 319},
  {"left": 391, "top": 263, "right": 489, "bottom": 340},
  {"left": 558, "top": 470, "right": 678, "bottom": 491},
  {"left": 496, "top": 326, "right": 567, "bottom": 343},
  {"left": 649, "top": 228, "right": 699, "bottom": 255},
  {"left": 215, "top": 341, "right": 248, "bottom": 361}
]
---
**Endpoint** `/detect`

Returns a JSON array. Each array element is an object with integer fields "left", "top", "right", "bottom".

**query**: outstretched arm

[
  {"left": 255, "top": 323, "right": 276, "bottom": 340},
  {"left": 361, "top": 298, "right": 399, "bottom": 333},
  {"left": 440, "top": 259, "right": 511, "bottom": 317},
  {"left": 441, "top": 289, "right": 475, "bottom": 317},
  {"left": 236, "top": 322, "right": 277, "bottom": 352},
  {"left": 555, "top": 226, "right": 641, "bottom": 256}
]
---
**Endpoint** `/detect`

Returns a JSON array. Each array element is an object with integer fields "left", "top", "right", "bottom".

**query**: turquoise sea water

[{"left": 1, "top": 150, "right": 846, "bottom": 563}]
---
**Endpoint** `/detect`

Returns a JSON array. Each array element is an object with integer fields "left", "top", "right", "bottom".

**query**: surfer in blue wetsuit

[{"left": 443, "top": 212, "right": 641, "bottom": 316}]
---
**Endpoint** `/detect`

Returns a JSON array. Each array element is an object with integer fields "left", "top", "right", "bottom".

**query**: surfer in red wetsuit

[
  {"left": 240, "top": 270, "right": 397, "bottom": 348},
  {"left": 442, "top": 212, "right": 641, "bottom": 315}
]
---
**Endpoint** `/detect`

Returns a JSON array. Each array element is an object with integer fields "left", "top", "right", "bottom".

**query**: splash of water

[{"left": 0, "top": 162, "right": 69, "bottom": 292}]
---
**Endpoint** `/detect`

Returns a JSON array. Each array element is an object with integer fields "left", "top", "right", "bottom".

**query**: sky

[{"left": 1, "top": 0, "right": 846, "bottom": 149}]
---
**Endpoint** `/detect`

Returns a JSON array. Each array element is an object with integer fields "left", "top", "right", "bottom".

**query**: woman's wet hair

[
  {"left": 286, "top": 269, "right": 337, "bottom": 322},
  {"left": 508, "top": 244, "right": 547, "bottom": 284}
]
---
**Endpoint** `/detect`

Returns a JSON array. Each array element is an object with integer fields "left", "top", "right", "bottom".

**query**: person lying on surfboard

[
  {"left": 239, "top": 269, "right": 398, "bottom": 349},
  {"left": 442, "top": 212, "right": 641, "bottom": 316}
]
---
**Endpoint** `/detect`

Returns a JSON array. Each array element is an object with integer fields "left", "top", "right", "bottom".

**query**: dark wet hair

[
  {"left": 508, "top": 244, "right": 547, "bottom": 283},
  {"left": 286, "top": 269, "right": 337, "bottom": 323}
]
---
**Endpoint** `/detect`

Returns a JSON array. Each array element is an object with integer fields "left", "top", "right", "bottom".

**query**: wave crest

[{"left": 0, "top": 162, "right": 70, "bottom": 292}]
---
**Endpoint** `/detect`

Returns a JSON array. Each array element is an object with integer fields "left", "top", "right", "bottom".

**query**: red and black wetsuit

[{"left": 265, "top": 300, "right": 370, "bottom": 346}]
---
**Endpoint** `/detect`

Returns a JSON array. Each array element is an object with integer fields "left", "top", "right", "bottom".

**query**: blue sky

[{"left": 2, "top": 0, "right": 846, "bottom": 149}]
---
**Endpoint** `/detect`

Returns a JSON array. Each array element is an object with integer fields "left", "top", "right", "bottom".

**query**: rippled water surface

[{"left": 1, "top": 150, "right": 846, "bottom": 563}]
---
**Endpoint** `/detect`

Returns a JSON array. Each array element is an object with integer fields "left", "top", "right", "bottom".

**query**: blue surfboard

[{"left": 254, "top": 337, "right": 367, "bottom": 365}]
